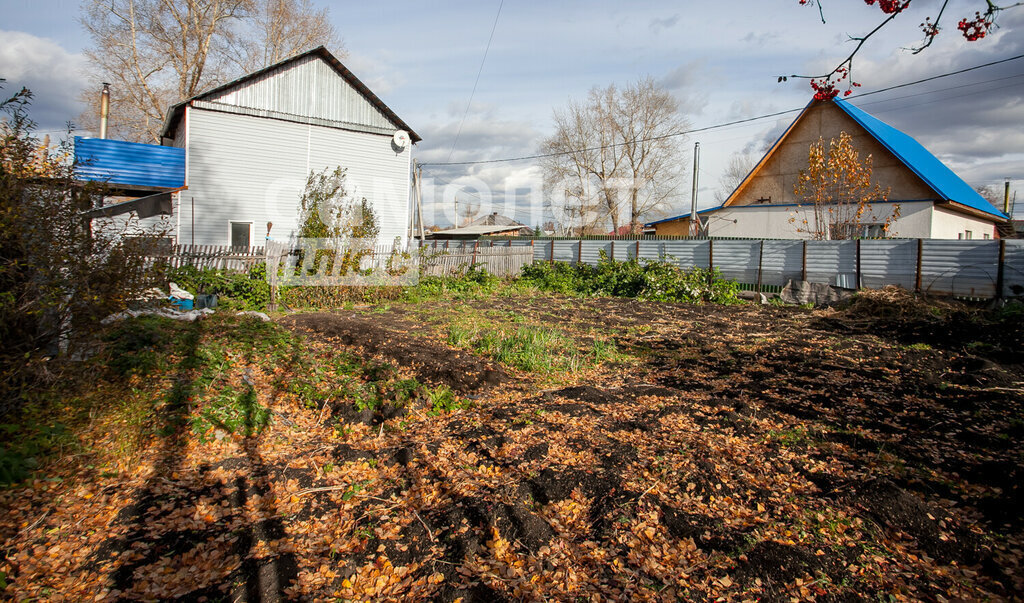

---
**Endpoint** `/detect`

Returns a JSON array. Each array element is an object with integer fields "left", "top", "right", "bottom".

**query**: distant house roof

[
  {"left": 463, "top": 212, "right": 529, "bottom": 228},
  {"left": 645, "top": 205, "right": 724, "bottom": 227},
  {"left": 426, "top": 224, "right": 530, "bottom": 239},
  {"left": 161, "top": 46, "right": 419, "bottom": 142},
  {"left": 833, "top": 99, "right": 1006, "bottom": 220}
]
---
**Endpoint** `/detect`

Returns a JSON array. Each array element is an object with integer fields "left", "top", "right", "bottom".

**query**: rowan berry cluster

[
  {"left": 864, "top": 0, "right": 911, "bottom": 14},
  {"left": 957, "top": 11, "right": 994, "bottom": 41},
  {"left": 919, "top": 17, "right": 940, "bottom": 38}
]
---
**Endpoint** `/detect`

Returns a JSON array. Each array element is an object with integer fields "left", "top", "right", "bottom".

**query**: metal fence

[
  {"left": 440, "top": 238, "right": 1024, "bottom": 299},
  {"left": 152, "top": 238, "right": 1024, "bottom": 299}
]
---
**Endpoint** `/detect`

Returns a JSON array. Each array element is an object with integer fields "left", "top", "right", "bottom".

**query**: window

[
  {"left": 230, "top": 222, "right": 252, "bottom": 248},
  {"left": 964, "top": 230, "right": 973, "bottom": 240},
  {"left": 984, "top": 233, "right": 991, "bottom": 240}
]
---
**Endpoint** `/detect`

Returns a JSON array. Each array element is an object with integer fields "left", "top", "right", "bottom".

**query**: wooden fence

[
  {"left": 419, "top": 244, "right": 533, "bottom": 278},
  {"left": 149, "top": 244, "right": 265, "bottom": 271}
]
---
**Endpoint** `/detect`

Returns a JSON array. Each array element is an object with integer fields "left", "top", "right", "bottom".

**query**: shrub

[
  {"left": 166, "top": 263, "right": 270, "bottom": 310},
  {"left": 520, "top": 257, "right": 740, "bottom": 304}
]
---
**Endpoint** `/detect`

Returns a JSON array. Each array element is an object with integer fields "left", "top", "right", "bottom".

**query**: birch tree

[
  {"left": 226, "top": 0, "right": 343, "bottom": 73},
  {"left": 79, "top": 0, "right": 342, "bottom": 143},
  {"left": 541, "top": 78, "right": 688, "bottom": 234}
]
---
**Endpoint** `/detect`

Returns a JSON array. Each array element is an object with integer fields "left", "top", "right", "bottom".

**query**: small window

[
  {"left": 983, "top": 233, "right": 991, "bottom": 240},
  {"left": 964, "top": 230, "right": 973, "bottom": 240},
  {"left": 230, "top": 222, "right": 252, "bottom": 248}
]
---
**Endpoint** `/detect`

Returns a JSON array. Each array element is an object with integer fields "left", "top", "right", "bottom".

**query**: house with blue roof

[{"left": 647, "top": 98, "right": 1008, "bottom": 240}]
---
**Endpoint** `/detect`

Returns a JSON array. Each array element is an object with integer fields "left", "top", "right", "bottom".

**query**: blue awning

[{"left": 74, "top": 137, "right": 185, "bottom": 191}]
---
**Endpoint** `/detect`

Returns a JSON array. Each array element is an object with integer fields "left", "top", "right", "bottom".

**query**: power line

[
  {"left": 421, "top": 52, "right": 1024, "bottom": 168},
  {"left": 445, "top": 0, "right": 504, "bottom": 164}
]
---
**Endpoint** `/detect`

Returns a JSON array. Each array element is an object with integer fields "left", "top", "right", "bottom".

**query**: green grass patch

[
  {"left": 191, "top": 386, "right": 271, "bottom": 443},
  {"left": 446, "top": 321, "right": 619, "bottom": 374}
]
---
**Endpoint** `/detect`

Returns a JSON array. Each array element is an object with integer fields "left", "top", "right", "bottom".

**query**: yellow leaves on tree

[{"left": 792, "top": 131, "right": 898, "bottom": 240}]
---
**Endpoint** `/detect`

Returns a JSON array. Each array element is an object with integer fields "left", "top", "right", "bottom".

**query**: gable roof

[
  {"left": 651, "top": 99, "right": 1006, "bottom": 226},
  {"left": 464, "top": 212, "right": 529, "bottom": 228},
  {"left": 161, "top": 46, "right": 419, "bottom": 142},
  {"left": 833, "top": 99, "right": 1005, "bottom": 220}
]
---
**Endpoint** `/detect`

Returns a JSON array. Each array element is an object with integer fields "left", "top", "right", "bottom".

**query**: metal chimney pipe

[
  {"left": 99, "top": 83, "right": 110, "bottom": 139},
  {"left": 1005, "top": 178, "right": 1012, "bottom": 216}
]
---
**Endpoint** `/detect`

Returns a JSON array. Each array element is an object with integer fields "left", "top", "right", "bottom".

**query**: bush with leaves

[
  {"left": 520, "top": 256, "right": 740, "bottom": 304},
  {"left": 166, "top": 262, "right": 270, "bottom": 310},
  {"left": 0, "top": 83, "right": 165, "bottom": 412}
]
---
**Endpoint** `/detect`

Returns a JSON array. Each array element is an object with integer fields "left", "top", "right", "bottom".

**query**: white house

[
  {"left": 647, "top": 98, "right": 1008, "bottom": 239},
  {"left": 156, "top": 46, "right": 419, "bottom": 247}
]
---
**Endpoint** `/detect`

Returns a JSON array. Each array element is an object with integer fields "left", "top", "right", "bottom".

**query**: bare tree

[
  {"left": 615, "top": 78, "right": 688, "bottom": 233},
  {"left": 541, "top": 78, "right": 688, "bottom": 234},
  {"left": 80, "top": 0, "right": 342, "bottom": 142},
  {"left": 714, "top": 151, "right": 758, "bottom": 204},
  {"left": 227, "top": 0, "right": 343, "bottom": 73}
]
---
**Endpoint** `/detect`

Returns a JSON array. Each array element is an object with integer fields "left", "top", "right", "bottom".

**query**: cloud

[
  {"left": 649, "top": 14, "right": 680, "bottom": 33},
  {"left": 661, "top": 60, "right": 711, "bottom": 115},
  {"left": 0, "top": 30, "right": 88, "bottom": 132},
  {"left": 343, "top": 51, "right": 402, "bottom": 97},
  {"left": 740, "top": 31, "right": 781, "bottom": 47},
  {"left": 412, "top": 104, "right": 546, "bottom": 227}
]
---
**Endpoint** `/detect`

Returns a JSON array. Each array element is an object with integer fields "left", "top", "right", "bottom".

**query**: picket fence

[{"left": 150, "top": 244, "right": 266, "bottom": 271}]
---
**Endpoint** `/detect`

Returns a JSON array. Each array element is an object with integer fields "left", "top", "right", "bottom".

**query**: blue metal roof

[
  {"left": 74, "top": 137, "right": 185, "bottom": 190},
  {"left": 645, "top": 205, "right": 724, "bottom": 226},
  {"left": 834, "top": 99, "right": 1007, "bottom": 220}
]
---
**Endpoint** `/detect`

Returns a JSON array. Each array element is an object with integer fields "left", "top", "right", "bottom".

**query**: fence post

[
  {"left": 472, "top": 241, "right": 479, "bottom": 267},
  {"left": 550, "top": 240, "right": 555, "bottom": 266},
  {"left": 610, "top": 239, "right": 615, "bottom": 261},
  {"left": 997, "top": 238, "right": 1006, "bottom": 299},
  {"left": 915, "top": 238, "right": 923, "bottom": 293},
  {"left": 577, "top": 239, "right": 583, "bottom": 265},
  {"left": 855, "top": 239, "right": 862, "bottom": 290},
  {"left": 801, "top": 240, "right": 808, "bottom": 282},
  {"left": 635, "top": 239, "right": 641, "bottom": 260},
  {"left": 707, "top": 239, "right": 714, "bottom": 286},
  {"left": 756, "top": 240, "right": 764, "bottom": 294}
]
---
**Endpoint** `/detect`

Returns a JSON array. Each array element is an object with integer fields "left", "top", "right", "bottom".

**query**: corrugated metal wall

[
  {"left": 446, "top": 238, "right": 1024, "bottom": 299},
  {"left": 205, "top": 55, "right": 396, "bottom": 133},
  {"left": 182, "top": 107, "right": 409, "bottom": 246},
  {"left": 74, "top": 137, "right": 185, "bottom": 189}
]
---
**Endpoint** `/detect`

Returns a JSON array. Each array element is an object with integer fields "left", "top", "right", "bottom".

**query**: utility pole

[
  {"left": 690, "top": 141, "right": 701, "bottom": 237},
  {"left": 416, "top": 162, "right": 426, "bottom": 241}
]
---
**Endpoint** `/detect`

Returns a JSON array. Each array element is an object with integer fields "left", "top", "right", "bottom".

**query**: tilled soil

[{"left": 2, "top": 295, "right": 1022, "bottom": 601}]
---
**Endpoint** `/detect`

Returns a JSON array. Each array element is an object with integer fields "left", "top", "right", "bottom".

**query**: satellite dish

[{"left": 392, "top": 130, "right": 411, "bottom": 151}]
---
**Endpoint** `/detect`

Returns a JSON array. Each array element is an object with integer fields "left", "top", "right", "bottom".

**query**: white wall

[
  {"left": 704, "top": 201, "right": 976, "bottom": 239},
  {"left": 930, "top": 205, "right": 998, "bottom": 240},
  {"left": 180, "top": 107, "right": 411, "bottom": 247}
]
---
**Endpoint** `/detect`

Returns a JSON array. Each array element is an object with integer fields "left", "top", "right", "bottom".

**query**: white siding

[
  {"left": 204, "top": 55, "right": 396, "bottom": 133},
  {"left": 706, "top": 201, "right": 946, "bottom": 239},
  {"left": 929, "top": 205, "right": 998, "bottom": 240},
  {"left": 182, "top": 107, "right": 410, "bottom": 246}
]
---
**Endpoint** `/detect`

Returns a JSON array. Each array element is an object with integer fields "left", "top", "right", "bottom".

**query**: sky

[{"left": 2, "top": 0, "right": 1023, "bottom": 227}]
